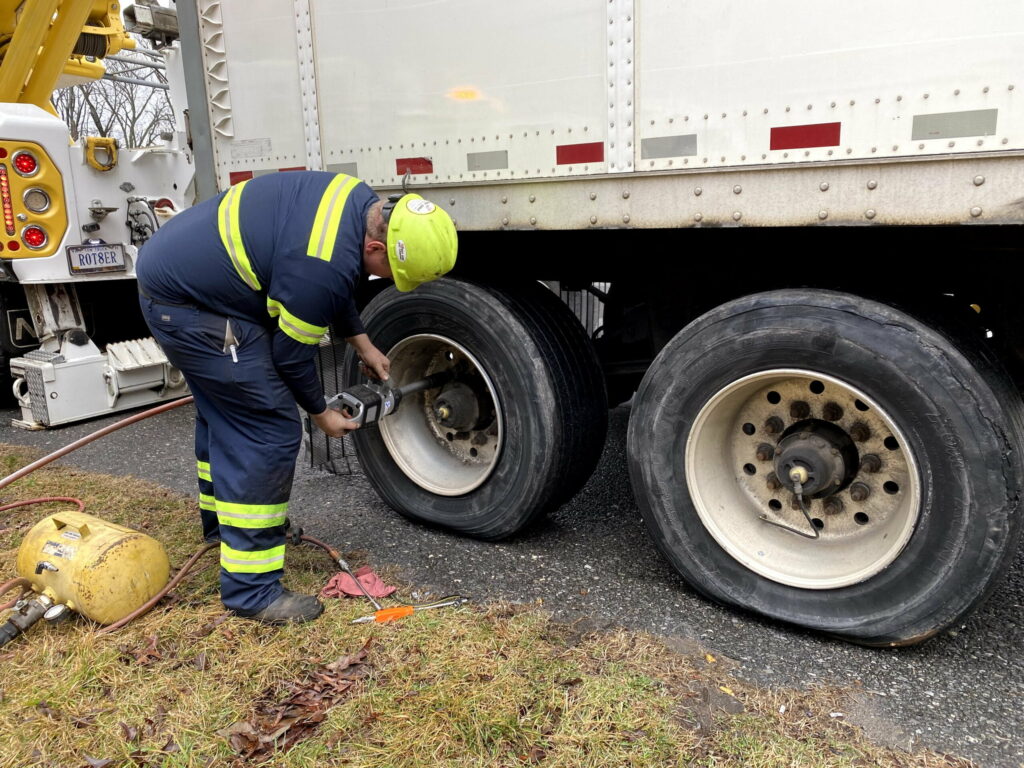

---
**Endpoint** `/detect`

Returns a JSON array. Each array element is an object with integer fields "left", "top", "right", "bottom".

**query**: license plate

[{"left": 66, "top": 243, "right": 127, "bottom": 274}]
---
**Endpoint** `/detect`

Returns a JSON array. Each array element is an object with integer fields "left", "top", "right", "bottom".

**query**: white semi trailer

[{"left": 176, "top": 0, "right": 1024, "bottom": 646}]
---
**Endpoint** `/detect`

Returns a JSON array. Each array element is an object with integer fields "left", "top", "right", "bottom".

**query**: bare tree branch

[{"left": 50, "top": 38, "right": 175, "bottom": 148}]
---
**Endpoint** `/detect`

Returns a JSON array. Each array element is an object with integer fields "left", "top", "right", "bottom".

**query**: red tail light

[
  {"left": 12, "top": 151, "right": 38, "bottom": 177},
  {"left": 22, "top": 225, "right": 47, "bottom": 250}
]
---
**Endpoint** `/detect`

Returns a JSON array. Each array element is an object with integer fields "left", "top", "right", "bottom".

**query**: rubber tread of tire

[
  {"left": 344, "top": 278, "right": 605, "bottom": 538},
  {"left": 627, "top": 288, "right": 1024, "bottom": 646},
  {"left": 470, "top": 280, "right": 607, "bottom": 506}
]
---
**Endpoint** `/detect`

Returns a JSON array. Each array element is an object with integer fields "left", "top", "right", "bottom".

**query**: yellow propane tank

[{"left": 15, "top": 511, "right": 170, "bottom": 625}]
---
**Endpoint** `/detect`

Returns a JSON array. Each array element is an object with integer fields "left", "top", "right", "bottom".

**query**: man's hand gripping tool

[{"left": 326, "top": 370, "right": 454, "bottom": 427}]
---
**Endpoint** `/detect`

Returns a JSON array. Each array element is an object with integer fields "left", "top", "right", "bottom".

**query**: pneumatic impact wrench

[{"left": 325, "top": 370, "right": 455, "bottom": 427}]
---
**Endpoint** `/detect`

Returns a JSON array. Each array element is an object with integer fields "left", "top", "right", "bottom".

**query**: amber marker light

[{"left": 0, "top": 166, "right": 15, "bottom": 236}]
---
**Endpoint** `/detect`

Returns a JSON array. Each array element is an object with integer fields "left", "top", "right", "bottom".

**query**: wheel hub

[
  {"left": 773, "top": 420, "right": 858, "bottom": 498},
  {"left": 379, "top": 334, "right": 502, "bottom": 496},
  {"left": 685, "top": 370, "right": 920, "bottom": 589},
  {"left": 433, "top": 383, "right": 481, "bottom": 431}
]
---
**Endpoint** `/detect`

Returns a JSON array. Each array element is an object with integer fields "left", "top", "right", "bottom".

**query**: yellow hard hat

[{"left": 384, "top": 194, "right": 458, "bottom": 291}]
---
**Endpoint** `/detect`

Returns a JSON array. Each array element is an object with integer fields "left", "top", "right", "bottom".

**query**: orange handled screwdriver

[{"left": 350, "top": 597, "right": 467, "bottom": 624}]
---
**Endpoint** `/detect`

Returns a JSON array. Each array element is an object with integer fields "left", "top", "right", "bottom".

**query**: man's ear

[{"left": 364, "top": 239, "right": 387, "bottom": 256}]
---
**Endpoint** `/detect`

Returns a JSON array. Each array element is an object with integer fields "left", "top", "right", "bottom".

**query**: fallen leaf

[
  {"left": 35, "top": 700, "right": 60, "bottom": 719},
  {"left": 161, "top": 737, "right": 180, "bottom": 753},
  {"left": 718, "top": 685, "right": 735, "bottom": 696},
  {"left": 124, "top": 635, "right": 162, "bottom": 666},
  {"left": 558, "top": 677, "right": 583, "bottom": 687},
  {"left": 216, "top": 720, "right": 259, "bottom": 753},
  {"left": 192, "top": 652, "right": 209, "bottom": 671},
  {"left": 82, "top": 758, "right": 114, "bottom": 768},
  {"left": 526, "top": 745, "right": 546, "bottom": 763},
  {"left": 119, "top": 721, "right": 139, "bottom": 743},
  {"left": 704, "top": 653, "right": 717, "bottom": 664},
  {"left": 220, "top": 638, "right": 373, "bottom": 759},
  {"left": 71, "top": 714, "right": 97, "bottom": 728},
  {"left": 190, "top": 613, "right": 229, "bottom": 638}
]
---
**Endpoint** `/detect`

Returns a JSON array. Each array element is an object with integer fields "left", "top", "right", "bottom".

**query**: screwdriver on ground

[{"left": 351, "top": 597, "right": 468, "bottom": 624}]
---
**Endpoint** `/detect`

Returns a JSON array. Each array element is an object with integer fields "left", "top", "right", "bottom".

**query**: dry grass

[{"left": 0, "top": 444, "right": 974, "bottom": 768}]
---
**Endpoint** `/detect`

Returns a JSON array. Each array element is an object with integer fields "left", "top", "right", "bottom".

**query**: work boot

[{"left": 236, "top": 589, "right": 323, "bottom": 625}]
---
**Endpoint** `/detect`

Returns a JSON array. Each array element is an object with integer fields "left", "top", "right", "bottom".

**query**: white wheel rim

[
  {"left": 380, "top": 334, "right": 502, "bottom": 496},
  {"left": 685, "top": 369, "right": 920, "bottom": 589}
]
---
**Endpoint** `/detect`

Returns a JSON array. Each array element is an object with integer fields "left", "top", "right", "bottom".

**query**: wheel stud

[
  {"left": 822, "top": 402, "right": 844, "bottom": 421},
  {"left": 764, "top": 416, "right": 784, "bottom": 435},
  {"left": 766, "top": 472, "right": 782, "bottom": 491},
  {"left": 755, "top": 443, "right": 775, "bottom": 461},
  {"left": 823, "top": 497, "right": 844, "bottom": 515},
  {"left": 849, "top": 482, "right": 871, "bottom": 502},
  {"left": 860, "top": 454, "right": 882, "bottom": 473},
  {"left": 850, "top": 422, "right": 871, "bottom": 442},
  {"left": 790, "top": 401, "right": 810, "bottom": 419}
]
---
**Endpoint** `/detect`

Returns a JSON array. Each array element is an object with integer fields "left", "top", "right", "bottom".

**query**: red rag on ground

[{"left": 320, "top": 565, "right": 397, "bottom": 599}]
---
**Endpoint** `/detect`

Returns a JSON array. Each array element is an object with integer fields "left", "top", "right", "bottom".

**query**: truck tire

[
  {"left": 626, "top": 289, "right": 1024, "bottom": 646},
  {"left": 346, "top": 278, "right": 607, "bottom": 540}
]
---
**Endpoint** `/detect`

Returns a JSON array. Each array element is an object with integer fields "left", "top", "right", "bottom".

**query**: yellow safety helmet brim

[{"left": 386, "top": 194, "right": 458, "bottom": 292}]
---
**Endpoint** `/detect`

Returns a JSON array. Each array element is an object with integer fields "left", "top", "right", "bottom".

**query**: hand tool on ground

[
  {"left": 325, "top": 370, "right": 454, "bottom": 427},
  {"left": 351, "top": 597, "right": 468, "bottom": 624}
]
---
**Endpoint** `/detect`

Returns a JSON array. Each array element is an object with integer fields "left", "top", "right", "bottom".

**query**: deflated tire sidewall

[
  {"left": 349, "top": 280, "right": 561, "bottom": 540},
  {"left": 627, "top": 290, "right": 1023, "bottom": 645}
]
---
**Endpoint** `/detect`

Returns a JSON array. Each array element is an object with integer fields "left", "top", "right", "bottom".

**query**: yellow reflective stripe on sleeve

[
  {"left": 306, "top": 174, "right": 359, "bottom": 261},
  {"left": 196, "top": 460, "right": 212, "bottom": 482},
  {"left": 220, "top": 543, "right": 286, "bottom": 574},
  {"left": 199, "top": 493, "right": 216, "bottom": 511},
  {"left": 217, "top": 180, "right": 262, "bottom": 290},
  {"left": 267, "top": 299, "right": 327, "bottom": 345},
  {"left": 215, "top": 500, "right": 288, "bottom": 529}
]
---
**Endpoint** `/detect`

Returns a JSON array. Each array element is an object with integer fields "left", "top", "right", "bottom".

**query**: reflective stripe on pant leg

[
  {"left": 220, "top": 542, "right": 285, "bottom": 573},
  {"left": 195, "top": 406, "right": 218, "bottom": 541},
  {"left": 215, "top": 500, "right": 288, "bottom": 529}
]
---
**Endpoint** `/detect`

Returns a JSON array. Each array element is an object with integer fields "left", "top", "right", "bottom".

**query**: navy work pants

[{"left": 140, "top": 296, "right": 302, "bottom": 614}]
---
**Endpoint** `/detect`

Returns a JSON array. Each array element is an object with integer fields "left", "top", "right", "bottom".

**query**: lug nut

[
  {"left": 850, "top": 422, "right": 871, "bottom": 442},
  {"left": 822, "top": 402, "right": 844, "bottom": 421},
  {"left": 766, "top": 472, "right": 782, "bottom": 491},
  {"left": 764, "top": 416, "right": 784, "bottom": 435},
  {"left": 823, "top": 497, "right": 844, "bottom": 515},
  {"left": 850, "top": 482, "right": 871, "bottom": 502},
  {"left": 755, "top": 443, "right": 775, "bottom": 461},
  {"left": 790, "top": 401, "right": 810, "bottom": 419},
  {"left": 860, "top": 454, "right": 882, "bottom": 473}
]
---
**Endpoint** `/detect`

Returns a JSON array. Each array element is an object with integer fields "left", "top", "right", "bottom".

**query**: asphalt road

[{"left": 2, "top": 403, "right": 1021, "bottom": 768}]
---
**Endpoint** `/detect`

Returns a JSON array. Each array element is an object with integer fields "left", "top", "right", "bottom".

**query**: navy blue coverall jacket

[{"left": 137, "top": 171, "right": 377, "bottom": 613}]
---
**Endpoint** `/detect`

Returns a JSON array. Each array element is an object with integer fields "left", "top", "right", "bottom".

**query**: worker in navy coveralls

[{"left": 136, "top": 171, "right": 457, "bottom": 624}]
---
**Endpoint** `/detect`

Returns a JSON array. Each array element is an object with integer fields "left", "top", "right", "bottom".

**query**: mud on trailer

[{"left": 175, "top": 0, "right": 1024, "bottom": 646}]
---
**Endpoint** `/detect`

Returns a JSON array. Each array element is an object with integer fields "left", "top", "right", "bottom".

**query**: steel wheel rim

[
  {"left": 685, "top": 369, "right": 920, "bottom": 589},
  {"left": 380, "top": 334, "right": 502, "bottom": 496}
]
